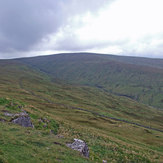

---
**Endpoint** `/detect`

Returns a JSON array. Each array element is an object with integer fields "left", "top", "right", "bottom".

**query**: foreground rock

[
  {"left": 67, "top": 139, "right": 89, "bottom": 158},
  {"left": 11, "top": 112, "right": 34, "bottom": 128},
  {"left": 4, "top": 112, "right": 14, "bottom": 117}
]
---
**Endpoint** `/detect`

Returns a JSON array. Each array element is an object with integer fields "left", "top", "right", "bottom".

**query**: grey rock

[
  {"left": 4, "top": 112, "right": 14, "bottom": 117},
  {"left": 67, "top": 139, "right": 89, "bottom": 158},
  {"left": 4, "top": 110, "right": 28, "bottom": 117},
  {"left": 11, "top": 115, "right": 34, "bottom": 128},
  {"left": 14, "top": 111, "right": 28, "bottom": 117},
  {"left": 19, "top": 112, "right": 28, "bottom": 116}
]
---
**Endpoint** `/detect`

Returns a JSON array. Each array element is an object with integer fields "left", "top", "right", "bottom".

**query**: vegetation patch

[{"left": 0, "top": 97, "right": 24, "bottom": 112}]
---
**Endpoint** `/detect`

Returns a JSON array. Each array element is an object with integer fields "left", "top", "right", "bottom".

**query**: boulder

[
  {"left": 67, "top": 139, "right": 89, "bottom": 158},
  {"left": 11, "top": 114, "right": 34, "bottom": 128},
  {"left": 3, "top": 110, "right": 28, "bottom": 117},
  {"left": 4, "top": 112, "right": 14, "bottom": 117}
]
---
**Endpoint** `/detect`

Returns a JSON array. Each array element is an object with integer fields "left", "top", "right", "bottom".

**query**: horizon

[{"left": 0, "top": 52, "right": 163, "bottom": 60}]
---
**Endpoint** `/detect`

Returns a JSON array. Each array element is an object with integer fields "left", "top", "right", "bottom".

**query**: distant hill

[{"left": 18, "top": 53, "right": 163, "bottom": 109}]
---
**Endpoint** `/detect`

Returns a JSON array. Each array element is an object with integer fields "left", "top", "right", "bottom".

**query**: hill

[
  {"left": 0, "top": 58, "right": 163, "bottom": 162},
  {"left": 18, "top": 53, "right": 163, "bottom": 109}
]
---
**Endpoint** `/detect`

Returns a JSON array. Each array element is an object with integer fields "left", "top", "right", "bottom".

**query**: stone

[
  {"left": 103, "top": 160, "right": 107, "bottom": 163},
  {"left": 11, "top": 115, "right": 34, "bottom": 128},
  {"left": 4, "top": 112, "right": 14, "bottom": 117},
  {"left": 67, "top": 139, "right": 89, "bottom": 158}
]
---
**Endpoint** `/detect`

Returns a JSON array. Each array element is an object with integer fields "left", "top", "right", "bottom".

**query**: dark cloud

[
  {"left": 0, "top": 0, "right": 62, "bottom": 52},
  {"left": 0, "top": 0, "right": 110, "bottom": 57}
]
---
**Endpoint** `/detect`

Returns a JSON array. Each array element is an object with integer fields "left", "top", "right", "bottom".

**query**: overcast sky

[{"left": 0, "top": 0, "right": 163, "bottom": 59}]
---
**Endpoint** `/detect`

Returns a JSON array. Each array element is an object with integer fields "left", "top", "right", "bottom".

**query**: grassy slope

[
  {"left": 0, "top": 60, "right": 163, "bottom": 162},
  {"left": 18, "top": 53, "right": 163, "bottom": 109},
  {"left": 99, "top": 54, "right": 163, "bottom": 69}
]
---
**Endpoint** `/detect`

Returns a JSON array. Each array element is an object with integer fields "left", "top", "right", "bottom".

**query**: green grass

[
  {"left": 0, "top": 57, "right": 163, "bottom": 162},
  {"left": 0, "top": 123, "right": 91, "bottom": 163},
  {"left": 0, "top": 95, "right": 163, "bottom": 162}
]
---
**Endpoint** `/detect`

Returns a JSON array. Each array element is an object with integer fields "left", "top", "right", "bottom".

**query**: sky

[{"left": 0, "top": 0, "right": 163, "bottom": 59}]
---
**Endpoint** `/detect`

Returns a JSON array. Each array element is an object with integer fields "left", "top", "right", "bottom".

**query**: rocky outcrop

[
  {"left": 67, "top": 139, "right": 89, "bottom": 158},
  {"left": 4, "top": 112, "right": 14, "bottom": 117},
  {"left": 11, "top": 111, "right": 34, "bottom": 128}
]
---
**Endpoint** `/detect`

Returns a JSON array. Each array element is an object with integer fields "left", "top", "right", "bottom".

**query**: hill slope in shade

[
  {"left": 0, "top": 60, "right": 163, "bottom": 162},
  {"left": 18, "top": 53, "right": 163, "bottom": 109}
]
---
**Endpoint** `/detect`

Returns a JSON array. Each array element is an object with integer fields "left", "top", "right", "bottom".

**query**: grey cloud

[
  {"left": 0, "top": 0, "right": 112, "bottom": 58},
  {"left": 0, "top": 0, "right": 62, "bottom": 53}
]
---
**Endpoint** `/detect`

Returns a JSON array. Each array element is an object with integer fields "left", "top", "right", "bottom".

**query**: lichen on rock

[{"left": 66, "top": 139, "right": 89, "bottom": 158}]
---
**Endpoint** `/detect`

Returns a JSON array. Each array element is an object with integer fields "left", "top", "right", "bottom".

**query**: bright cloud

[{"left": 73, "top": 0, "right": 163, "bottom": 56}]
